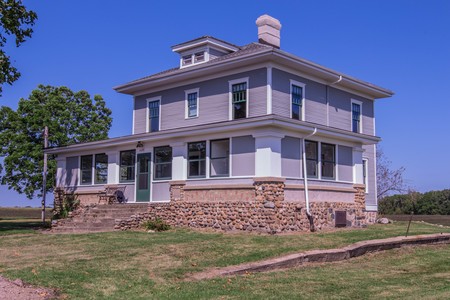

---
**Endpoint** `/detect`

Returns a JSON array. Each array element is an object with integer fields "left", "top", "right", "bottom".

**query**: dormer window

[
  {"left": 172, "top": 36, "right": 240, "bottom": 69},
  {"left": 182, "top": 55, "right": 192, "bottom": 66}
]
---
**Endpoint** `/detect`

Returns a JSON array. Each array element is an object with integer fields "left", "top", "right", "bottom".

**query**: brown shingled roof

[{"left": 127, "top": 42, "right": 272, "bottom": 84}]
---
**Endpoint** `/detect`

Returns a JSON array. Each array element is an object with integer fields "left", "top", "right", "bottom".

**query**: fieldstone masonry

[
  {"left": 54, "top": 179, "right": 377, "bottom": 233},
  {"left": 114, "top": 179, "right": 377, "bottom": 233}
]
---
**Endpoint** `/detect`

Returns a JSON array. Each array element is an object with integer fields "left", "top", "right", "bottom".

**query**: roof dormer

[{"left": 171, "top": 36, "right": 240, "bottom": 68}]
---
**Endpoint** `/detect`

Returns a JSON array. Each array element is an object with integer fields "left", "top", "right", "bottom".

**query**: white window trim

[
  {"left": 351, "top": 99, "right": 363, "bottom": 133},
  {"left": 179, "top": 46, "right": 208, "bottom": 68},
  {"left": 304, "top": 139, "right": 337, "bottom": 181},
  {"left": 362, "top": 158, "right": 369, "bottom": 193},
  {"left": 185, "top": 88, "right": 200, "bottom": 119},
  {"left": 228, "top": 77, "right": 249, "bottom": 120},
  {"left": 78, "top": 153, "right": 108, "bottom": 186},
  {"left": 146, "top": 96, "right": 162, "bottom": 133},
  {"left": 290, "top": 79, "right": 306, "bottom": 121}
]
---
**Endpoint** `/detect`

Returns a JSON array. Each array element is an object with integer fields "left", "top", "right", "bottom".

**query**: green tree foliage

[
  {"left": 379, "top": 189, "right": 450, "bottom": 215},
  {"left": 0, "top": 85, "right": 112, "bottom": 198},
  {"left": 0, "top": 0, "right": 37, "bottom": 95}
]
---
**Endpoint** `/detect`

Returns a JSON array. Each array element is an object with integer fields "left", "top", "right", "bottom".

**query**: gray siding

[
  {"left": 363, "top": 144, "right": 377, "bottom": 207},
  {"left": 338, "top": 145, "right": 353, "bottom": 182},
  {"left": 209, "top": 48, "right": 227, "bottom": 60},
  {"left": 272, "top": 68, "right": 327, "bottom": 125},
  {"left": 272, "top": 68, "right": 374, "bottom": 134},
  {"left": 66, "top": 156, "right": 79, "bottom": 186},
  {"left": 328, "top": 87, "right": 374, "bottom": 134},
  {"left": 281, "top": 136, "right": 302, "bottom": 178},
  {"left": 152, "top": 181, "right": 170, "bottom": 201},
  {"left": 133, "top": 69, "right": 267, "bottom": 133},
  {"left": 231, "top": 135, "right": 255, "bottom": 176}
]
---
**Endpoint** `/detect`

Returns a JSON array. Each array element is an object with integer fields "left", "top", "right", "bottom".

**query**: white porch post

[
  {"left": 55, "top": 156, "right": 66, "bottom": 188},
  {"left": 170, "top": 142, "right": 187, "bottom": 180},
  {"left": 253, "top": 132, "right": 284, "bottom": 177},
  {"left": 106, "top": 151, "right": 118, "bottom": 184},
  {"left": 352, "top": 147, "right": 364, "bottom": 184}
]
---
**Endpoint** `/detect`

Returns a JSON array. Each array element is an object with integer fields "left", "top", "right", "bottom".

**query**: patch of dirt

[{"left": 0, "top": 275, "right": 58, "bottom": 300}]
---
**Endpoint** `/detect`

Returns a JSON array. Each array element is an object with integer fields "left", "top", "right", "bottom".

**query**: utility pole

[{"left": 42, "top": 126, "right": 48, "bottom": 225}]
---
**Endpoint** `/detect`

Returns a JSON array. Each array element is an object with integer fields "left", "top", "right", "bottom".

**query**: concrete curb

[{"left": 189, "top": 233, "right": 450, "bottom": 280}]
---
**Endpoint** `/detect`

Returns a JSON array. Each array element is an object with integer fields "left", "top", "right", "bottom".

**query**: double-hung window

[
  {"left": 321, "top": 143, "right": 336, "bottom": 179},
  {"left": 80, "top": 153, "right": 108, "bottom": 185},
  {"left": 94, "top": 153, "right": 108, "bottom": 184},
  {"left": 305, "top": 140, "right": 318, "bottom": 178},
  {"left": 351, "top": 100, "right": 362, "bottom": 133},
  {"left": 291, "top": 81, "right": 304, "bottom": 120},
  {"left": 80, "top": 155, "right": 93, "bottom": 185},
  {"left": 185, "top": 89, "right": 199, "bottom": 118},
  {"left": 210, "top": 139, "right": 229, "bottom": 177},
  {"left": 120, "top": 150, "right": 136, "bottom": 182},
  {"left": 148, "top": 99, "right": 160, "bottom": 132},
  {"left": 231, "top": 82, "right": 247, "bottom": 119},
  {"left": 188, "top": 141, "right": 206, "bottom": 178},
  {"left": 154, "top": 146, "right": 172, "bottom": 180}
]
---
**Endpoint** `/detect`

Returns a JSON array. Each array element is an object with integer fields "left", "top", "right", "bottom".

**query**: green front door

[{"left": 136, "top": 152, "right": 151, "bottom": 202}]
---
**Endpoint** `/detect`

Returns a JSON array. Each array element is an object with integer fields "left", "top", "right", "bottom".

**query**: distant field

[
  {"left": 0, "top": 207, "right": 52, "bottom": 220},
  {"left": 384, "top": 215, "right": 450, "bottom": 226}
]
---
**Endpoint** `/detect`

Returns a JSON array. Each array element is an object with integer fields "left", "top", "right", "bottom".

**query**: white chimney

[{"left": 256, "top": 14, "right": 282, "bottom": 48}]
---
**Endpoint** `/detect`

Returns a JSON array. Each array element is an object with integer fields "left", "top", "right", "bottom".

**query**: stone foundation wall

[{"left": 115, "top": 199, "right": 376, "bottom": 233}]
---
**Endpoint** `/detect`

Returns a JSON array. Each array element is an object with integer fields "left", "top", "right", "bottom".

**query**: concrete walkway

[{"left": 189, "top": 233, "right": 450, "bottom": 280}]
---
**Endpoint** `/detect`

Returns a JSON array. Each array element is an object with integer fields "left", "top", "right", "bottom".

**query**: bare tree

[{"left": 377, "top": 146, "right": 406, "bottom": 199}]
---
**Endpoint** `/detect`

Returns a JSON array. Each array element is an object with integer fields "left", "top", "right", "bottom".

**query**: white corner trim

[
  {"left": 228, "top": 77, "right": 249, "bottom": 120},
  {"left": 290, "top": 79, "right": 306, "bottom": 121},
  {"left": 132, "top": 96, "right": 136, "bottom": 135},
  {"left": 184, "top": 88, "right": 200, "bottom": 119},
  {"left": 267, "top": 65, "right": 272, "bottom": 114}
]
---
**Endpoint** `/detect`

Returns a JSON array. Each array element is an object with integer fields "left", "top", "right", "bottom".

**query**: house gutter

[{"left": 301, "top": 127, "right": 317, "bottom": 232}]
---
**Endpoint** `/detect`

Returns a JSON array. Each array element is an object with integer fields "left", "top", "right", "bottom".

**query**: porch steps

[{"left": 51, "top": 203, "right": 149, "bottom": 234}]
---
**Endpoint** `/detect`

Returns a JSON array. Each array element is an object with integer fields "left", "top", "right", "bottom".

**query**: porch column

[
  {"left": 55, "top": 156, "right": 66, "bottom": 188},
  {"left": 106, "top": 151, "right": 118, "bottom": 184},
  {"left": 170, "top": 142, "right": 187, "bottom": 180},
  {"left": 253, "top": 132, "right": 284, "bottom": 177},
  {"left": 352, "top": 147, "right": 364, "bottom": 184}
]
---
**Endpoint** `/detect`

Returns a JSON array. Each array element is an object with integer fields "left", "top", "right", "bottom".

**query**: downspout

[{"left": 302, "top": 127, "right": 317, "bottom": 232}]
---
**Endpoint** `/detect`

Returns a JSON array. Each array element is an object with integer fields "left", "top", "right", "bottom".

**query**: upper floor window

[
  {"left": 188, "top": 141, "right": 206, "bottom": 178},
  {"left": 154, "top": 146, "right": 172, "bottom": 180},
  {"left": 120, "top": 150, "right": 136, "bottom": 182},
  {"left": 290, "top": 80, "right": 305, "bottom": 120},
  {"left": 230, "top": 79, "right": 248, "bottom": 120},
  {"left": 351, "top": 100, "right": 362, "bottom": 133},
  {"left": 148, "top": 99, "right": 160, "bottom": 132},
  {"left": 182, "top": 55, "right": 192, "bottom": 66},
  {"left": 210, "top": 139, "right": 229, "bottom": 177},
  {"left": 194, "top": 52, "right": 204, "bottom": 63},
  {"left": 321, "top": 143, "right": 335, "bottom": 179},
  {"left": 185, "top": 89, "right": 199, "bottom": 118},
  {"left": 305, "top": 140, "right": 318, "bottom": 178},
  {"left": 80, "top": 153, "right": 108, "bottom": 185}
]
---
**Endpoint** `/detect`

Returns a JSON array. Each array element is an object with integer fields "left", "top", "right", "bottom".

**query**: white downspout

[{"left": 302, "top": 127, "right": 317, "bottom": 231}]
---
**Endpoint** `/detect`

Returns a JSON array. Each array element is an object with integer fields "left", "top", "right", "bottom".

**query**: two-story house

[{"left": 48, "top": 15, "right": 393, "bottom": 232}]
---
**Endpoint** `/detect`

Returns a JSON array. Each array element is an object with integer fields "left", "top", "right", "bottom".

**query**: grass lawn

[{"left": 0, "top": 220, "right": 449, "bottom": 299}]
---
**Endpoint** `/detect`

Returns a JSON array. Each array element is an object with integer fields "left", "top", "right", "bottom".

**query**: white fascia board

[
  {"left": 46, "top": 115, "right": 380, "bottom": 155},
  {"left": 172, "top": 37, "right": 239, "bottom": 53}
]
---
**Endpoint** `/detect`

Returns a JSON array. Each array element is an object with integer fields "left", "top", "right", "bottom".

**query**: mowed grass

[
  {"left": 0, "top": 218, "right": 449, "bottom": 299},
  {"left": 0, "top": 207, "right": 52, "bottom": 235}
]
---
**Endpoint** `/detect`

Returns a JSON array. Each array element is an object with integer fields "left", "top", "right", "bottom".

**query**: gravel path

[{"left": 0, "top": 275, "right": 57, "bottom": 300}]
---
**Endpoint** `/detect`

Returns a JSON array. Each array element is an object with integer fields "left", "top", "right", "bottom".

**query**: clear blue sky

[{"left": 1, "top": 0, "right": 449, "bottom": 207}]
